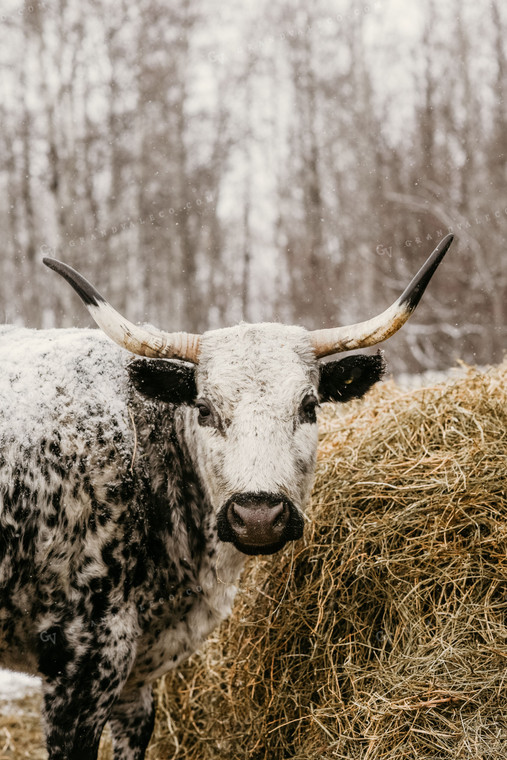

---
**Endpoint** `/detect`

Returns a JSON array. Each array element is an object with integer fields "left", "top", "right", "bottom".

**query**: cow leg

[
  {"left": 108, "top": 683, "right": 155, "bottom": 760},
  {"left": 38, "top": 617, "right": 138, "bottom": 760},
  {"left": 41, "top": 678, "right": 108, "bottom": 760}
]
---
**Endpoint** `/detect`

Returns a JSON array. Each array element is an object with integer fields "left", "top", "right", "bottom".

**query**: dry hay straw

[
  {"left": 152, "top": 359, "right": 507, "bottom": 760},
  {"left": 0, "top": 693, "right": 45, "bottom": 760},
  {"left": 0, "top": 691, "right": 114, "bottom": 759}
]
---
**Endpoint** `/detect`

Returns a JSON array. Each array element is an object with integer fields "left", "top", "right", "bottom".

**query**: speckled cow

[{"left": 0, "top": 236, "right": 453, "bottom": 759}]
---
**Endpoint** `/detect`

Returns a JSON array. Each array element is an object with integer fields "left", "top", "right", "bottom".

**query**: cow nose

[
  {"left": 227, "top": 499, "right": 289, "bottom": 547},
  {"left": 216, "top": 491, "right": 304, "bottom": 555}
]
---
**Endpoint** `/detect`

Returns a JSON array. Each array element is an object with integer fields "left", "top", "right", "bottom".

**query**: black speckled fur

[
  {"left": 0, "top": 334, "right": 383, "bottom": 760},
  {"left": 0, "top": 361, "right": 210, "bottom": 759}
]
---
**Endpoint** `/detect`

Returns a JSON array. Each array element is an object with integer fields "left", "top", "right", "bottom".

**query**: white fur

[{"left": 188, "top": 322, "right": 319, "bottom": 512}]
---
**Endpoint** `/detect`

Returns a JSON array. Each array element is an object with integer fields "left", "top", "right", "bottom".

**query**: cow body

[
  {"left": 0, "top": 326, "right": 260, "bottom": 757},
  {"left": 0, "top": 237, "right": 453, "bottom": 759},
  {"left": 0, "top": 323, "right": 381, "bottom": 759}
]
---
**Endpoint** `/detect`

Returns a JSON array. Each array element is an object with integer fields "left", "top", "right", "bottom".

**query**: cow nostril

[
  {"left": 229, "top": 504, "right": 246, "bottom": 529},
  {"left": 272, "top": 502, "right": 286, "bottom": 528}
]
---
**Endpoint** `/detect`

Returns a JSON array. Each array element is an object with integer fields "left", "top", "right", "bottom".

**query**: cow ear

[
  {"left": 318, "top": 353, "right": 385, "bottom": 403},
  {"left": 128, "top": 359, "right": 197, "bottom": 405}
]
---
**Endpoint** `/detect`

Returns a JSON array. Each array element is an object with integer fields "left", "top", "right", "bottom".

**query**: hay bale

[{"left": 151, "top": 360, "right": 507, "bottom": 760}]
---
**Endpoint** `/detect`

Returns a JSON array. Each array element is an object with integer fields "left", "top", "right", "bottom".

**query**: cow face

[{"left": 130, "top": 323, "right": 384, "bottom": 556}]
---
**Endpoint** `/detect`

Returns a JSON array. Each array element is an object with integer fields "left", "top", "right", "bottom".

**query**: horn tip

[
  {"left": 399, "top": 234, "right": 454, "bottom": 313},
  {"left": 44, "top": 257, "right": 104, "bottom": 308}
]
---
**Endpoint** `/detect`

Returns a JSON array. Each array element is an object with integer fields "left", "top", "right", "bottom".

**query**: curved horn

[
  {"left": 310, "top": 234, "right": 454, "bottom": 358},
  {"left": 43, "top": 258, "right": 201, "bottom": 363}
]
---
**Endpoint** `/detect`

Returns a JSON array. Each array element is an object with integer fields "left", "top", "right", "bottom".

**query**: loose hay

[
  {"left": 153, "top": 360, "right": 507, "bottom": 760},
  {"left": 0, "top": 693, "right": 44, "bottom": 760},
  {"left": 0, "top": 691, "right": 113, "bottom": 759}
]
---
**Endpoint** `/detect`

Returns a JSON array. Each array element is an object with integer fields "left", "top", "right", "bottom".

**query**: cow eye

[
  {"left": 196, "top": 399, "right": 215, "bottom": 427},
  {"left": 197, "top": 401, "right": 211, "bottom": 418},
  {"left": 300, "top": 394, "right": 319, "bottom": 424}
]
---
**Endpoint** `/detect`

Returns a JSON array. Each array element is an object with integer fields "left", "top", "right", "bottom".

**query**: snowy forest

[{"left": 0, "top": 0, "right": 505, "bottom": 373}]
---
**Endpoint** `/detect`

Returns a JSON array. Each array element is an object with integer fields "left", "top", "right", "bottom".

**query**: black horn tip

[
  {"left": 43, "top": 257, "right": 106, "bottom": 308},
  {"left": 398, "top": 234, "right": 454, "bottom": 313}
]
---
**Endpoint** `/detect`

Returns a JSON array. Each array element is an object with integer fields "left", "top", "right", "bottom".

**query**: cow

[{"left": 0, "top": 235, "right": 453, "bottom": 759}]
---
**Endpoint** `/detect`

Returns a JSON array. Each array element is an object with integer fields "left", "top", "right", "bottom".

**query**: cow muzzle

[{"left": 216, "top": 492, "right": 304, "bottom": 556}]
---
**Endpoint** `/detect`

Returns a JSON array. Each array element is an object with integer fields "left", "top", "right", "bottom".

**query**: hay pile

[{"left": 152, "top": 359, "right": 507, "bottom": 760}]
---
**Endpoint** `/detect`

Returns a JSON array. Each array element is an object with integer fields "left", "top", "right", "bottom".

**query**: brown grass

[{"left": 152, "top": 359, "right": 507, "bottom": 760}]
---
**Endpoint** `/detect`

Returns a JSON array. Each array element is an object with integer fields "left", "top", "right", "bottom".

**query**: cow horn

[
  {"left": 43, "top": 258, "right": 201, "bottom": 363},
  {"left": 310, "top": 234, "right": 454, "bottom": 358}
]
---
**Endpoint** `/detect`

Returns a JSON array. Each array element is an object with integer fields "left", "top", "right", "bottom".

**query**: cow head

[
  {"left": 125, "top": 324, "right": 384, "bottom": 555},
  {"left": 43, "top": 235, "right": 453, "bottom": 556}
]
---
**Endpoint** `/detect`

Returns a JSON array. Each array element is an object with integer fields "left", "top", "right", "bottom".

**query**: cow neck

[{"left": 126, "top": 397, "right": 201, "bottom": 565}]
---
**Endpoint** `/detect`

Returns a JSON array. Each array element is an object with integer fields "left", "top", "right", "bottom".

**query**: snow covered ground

[
  {"left": 0, "top": 669, "right": 40, "bottom": 705},
  {"left": 395, "top": 366, "right": 470, "bottom": 389}
]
